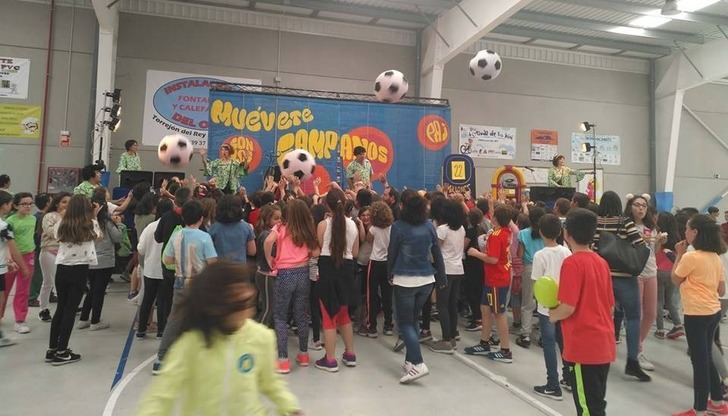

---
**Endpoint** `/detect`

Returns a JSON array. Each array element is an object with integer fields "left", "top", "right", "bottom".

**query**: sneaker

[
  {"left": 487, "top": 349, "right": 513, "bottom": 363},
  {"left": 667, "top": 325, "right": 686, "bottom": 340},
  {"left": 127, "top": 291, "right": 138, "bottom": 301},
  {"left": 428, "top": 339, "right": 454, "bottom": 355},
  {"left": 511, "top": 321, "right": 522, "bottom": 331},
  {"left": 708, "top": 400, "right": 728, "bottom": 415},
  {"left": 399, "top": 362, "right": 429, "bottom": 384},
  {"left": 136, "top": 332, "right": 146, "bottom": 339},
  {"left": 451, "top": 339, "right": 457, "bottom": 350},
  {"left": 52, "top": 349, "right": 81, "bottom": 366},
  {"left": 638, "top": 353, "right": 655, "bottom": 371},
  {"left": 560, "top": 378, "right": 572, "bottom": 392},
  {"left": 356, "top": 326, "right": 370, "bottom": 337},
  {"left": 38, "top": 309, "right": 52, "bottom": 322},
  {"left": 626, "top": 358, "right": 652, "bottom": 382},
  {"left": 486, "top": 336, "right": 501, "bottom": 348},
  {"left": 516, "top": 335, "right": 531, "bottom": 349},
  {"left": 309, "top": 340, "right": 323, "bottom": 351},
  {"left": 654, "top": 329, "right": 667, "bottom": 339},
  {"left": 418, "top": 330, "right": 432, "bottom": 342},
  {"left": 383, "top": 325, "right": 394, "bottom": 336},
  {"left": 276, "top": 359, "right": 291, "bottom": 374},
  {"left": 14, "top": 323, "right": 30, "bottom": 334},
  {"left": 464, "top": 341, "right": 492, "bottom": 356},
  {"left": 0, "top": 337, "right": 16, "bottom": 348},
  {"left": 315, "top": 357, "right": 339, "bottom": 373},
  {"left": 534, "top": 385, "right": 563, "bottom": 401},
  {"left": 152, "top": 360, "right": 162, "bottom": 375},
  {"left": 45, "top": 349, "right": 56, "bottom": 362},
  {"left": 672, "top": 410, "right": 697, "bottom": 416},
  {"left": 90, "top": 321, "right": 110, "bottom": 331},
  {"left": 296, "top": 353, "right": 310, "bottom": 367},
  {"left": 366, "top": 327, "right": 378, "bottom": 338},
  {"left": 28, "top": 299, "right": 40, "bottom": 307},
  {"left": 50, "top": 292, "right": 58, "bottom": 303},
  {"left": 464, "top": 321, "right": 482, "bottom": 332},
  {"left": 393, "top": 337, "right": 406, "bottom": 352},
  {"left": 342, "top": 352, "right": 357, "bottom": 367},
  {"left": 454, "top": 330, "right": 461, "bottom": 341},
  {"left": 77, "top": 320, "right": 90, "bottom": 330}
]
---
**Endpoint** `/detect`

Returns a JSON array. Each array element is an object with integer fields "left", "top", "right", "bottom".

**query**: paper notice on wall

[
  {"left": 0, "top": 104, "right": 41, "bottom": 138},
  {"left": 571, "top": 133, "right": 621, "bottom": 166},
  {"left": 459, "top": 124, "right": 516, "bottom": 160},
  {"left": 0, "top": 57, "right": 30, "bottom": 99},
  {"left": 530, "top": 129, "right": 558, "bottom": 161},
  {"left": 142, "top": 70, "right": 261, "bottom": 149}
]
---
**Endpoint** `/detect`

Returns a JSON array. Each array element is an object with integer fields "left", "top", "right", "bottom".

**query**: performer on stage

[
  {"left": 199, "top": 144, "right": 249, "bottom": 194},
  {"left": 346, "top": 146, "right": 373, "bottom": 188},
  {"left": 548, "top": 155, "right": 584, "bottom": 188},
  {"left": 116, "top": 140, "right": 141, "bottom": 174}
]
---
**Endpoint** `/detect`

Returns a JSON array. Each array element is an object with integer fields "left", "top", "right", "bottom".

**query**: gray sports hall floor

[{"left": 1, "top": 280, "right": 722, "bottom": 416}]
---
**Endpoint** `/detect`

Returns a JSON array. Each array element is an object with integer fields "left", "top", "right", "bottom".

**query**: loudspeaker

[{"left": 120, "top": 170, "right": 153, "bottom": 189}]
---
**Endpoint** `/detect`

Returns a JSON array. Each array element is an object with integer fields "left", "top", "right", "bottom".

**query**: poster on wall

[
  {"left": 47, "top": 167, "right": 80, "bottom": 193},
  {"left": 530, "top": 129, "right": 558, "bottom": 161},
  {"left": 0, "top": 104, "right": 41, "bottom": 138},
  {"left": 142, "top": 70, "right": 261, "bottom": 148},
  {"left": 442, "top": 154, "right": 476, "bottom": 199},
  {"left": 459, "top": 124, "right": 516, "bottom": 160},
  {"left": 576, "top": 168, "right": 604, "bottom": 202},
  {"left": 0, "top": 57, "right": 30, "bottom": 99},
  {"left": 571, "top": 133, "right": 621, "bottom": 166},
  {"left": 208, "top": 89, "right": 451, "bottom": 193}
]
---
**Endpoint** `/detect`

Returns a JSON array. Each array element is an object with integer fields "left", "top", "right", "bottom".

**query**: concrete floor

[{"left": 0, "top": 279, "right": 721, "bottom": 416}]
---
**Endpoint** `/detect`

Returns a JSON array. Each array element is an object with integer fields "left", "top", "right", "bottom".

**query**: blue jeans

[
  {"left": 612, "top": 276, "right": 640, "bottom": 361},
  {"left": 394, "top": 283, "right": 434, "bottom": 365},
  {"left": 539, "top": 313, "right": 565, "bottom": 390}
]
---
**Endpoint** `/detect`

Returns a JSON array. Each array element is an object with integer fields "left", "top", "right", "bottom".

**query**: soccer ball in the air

[
  {"left": 158, "top": 134, "right": 194, "bottom": 167},
  {"left": 469, "top": 50, "right": 502, "bottom": 81},
  {"left": 280, "top": 149, "right": 316, "bottom": 180},
  {"left": 374, "top": 70, "right": 409, "bottom": 103}
]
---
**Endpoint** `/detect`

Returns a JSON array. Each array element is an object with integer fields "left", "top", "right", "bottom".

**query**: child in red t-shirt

[
  {"left": 464, "top": 205, "right": 513, "bottom": 363},
  {"left": 550, "top": 208, "right": 615, "bottom": 416}
]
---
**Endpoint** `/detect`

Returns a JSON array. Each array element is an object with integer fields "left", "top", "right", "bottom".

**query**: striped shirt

[{"left": 593, "top": 216, "right": 645, "bottom": 277}]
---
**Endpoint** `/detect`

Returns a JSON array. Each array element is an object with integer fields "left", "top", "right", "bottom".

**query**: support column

[
  {"left": 654, "top": 90, "right": 684, "bottom": 193},
  {"left": 420, "top": 64, "right": 444, "bottom": 99},
  {"left": 91, "top": 0, "right": 118, "bottom": 167}
]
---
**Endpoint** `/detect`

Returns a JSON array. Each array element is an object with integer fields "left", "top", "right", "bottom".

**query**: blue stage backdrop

[{"left": 207, "top": 90, "right": 451, "bottom": 194}]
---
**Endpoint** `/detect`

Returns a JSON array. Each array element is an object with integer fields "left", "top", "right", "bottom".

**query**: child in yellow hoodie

[{"left": 137, "top": 261, "right": 303, "bottom": 416}]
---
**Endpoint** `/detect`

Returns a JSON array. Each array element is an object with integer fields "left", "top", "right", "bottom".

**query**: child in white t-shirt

[{"left": 531, "top": 214, "right": 572, "bottom": 400}]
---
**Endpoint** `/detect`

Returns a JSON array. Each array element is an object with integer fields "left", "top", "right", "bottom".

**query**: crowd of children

[{"left": 3, "top": 155, "right": 728, "bottom": 416}]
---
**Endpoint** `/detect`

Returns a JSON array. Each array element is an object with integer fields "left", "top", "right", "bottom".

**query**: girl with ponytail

[{"left": 315, "top": 188, "right": 360, "bottom": 372}]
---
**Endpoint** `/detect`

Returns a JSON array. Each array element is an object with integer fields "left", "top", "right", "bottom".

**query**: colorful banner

[
  {"left": 142, "top": 70, "right": 261, "bottom": 148},
  {"left": 442, "top": 154, "right": 475, "bottom": 198},
  {"left": 459, "top": 124, "right": 516, "bottom": 159},
  {"left": 0, "top": 57, "right": 31, "bottom": 99},
  {"left": 208, "top": 90, "right": 451, "bottom": 193},
  {"left": 571, "top": 133, "right": 621, "bottom": 166},
  {"left": 530, "top": 129, "right": 558, "bottom": 161},
  {"left": 0, "top": 104, "right": 41, "bottom": 138},
  {"left": 576, "top": 169, "right": 604, "bottom": 202}
]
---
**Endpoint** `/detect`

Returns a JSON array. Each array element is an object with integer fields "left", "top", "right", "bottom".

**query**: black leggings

[
  {"left": 366, "top": 260, "right": 393, "bottom": 330},
  {"left": 437, "top": 274, "right": 463, "bottom": 340},
  {"left": 685, "top": 312, "right": 723, "bottom": 411},
  {"left": 50, "top": 265, "right": 88, "bottom": 350},
  {"left": 138, "top": 276, "right": 165, "bottom": 335},
  {"left": 80, "top": 268, "right": 112, "bottom": 324},
  {"left": 464, "top": 261, "right": 483, "bottom": 322}
]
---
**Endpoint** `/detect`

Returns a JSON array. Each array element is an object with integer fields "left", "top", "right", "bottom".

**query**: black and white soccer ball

[
  {"left": 280, "top": 149, "right": 316, "bottom": 180},
  {"left": 157, "top": 134, "right": 194, "bottom": 167},
  {"left": 469, "top": 50, "right": 502, "bottom": 81},
  {"left": 374, "top": 70, "right": 409, "bottom": 103}
]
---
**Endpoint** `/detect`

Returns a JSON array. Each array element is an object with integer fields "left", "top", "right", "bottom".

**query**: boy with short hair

[
  {"left": 154, "top": 200, "right": 217, "bottom": 374},
  {"left": 550, "top": 208, "right": 615, "bottom": 416},
  {"left": 465, "top": 205, "right": 513, "bottom": 363},
  {"left": 532, "top": 214, "right": 572, "bottom": 400}
]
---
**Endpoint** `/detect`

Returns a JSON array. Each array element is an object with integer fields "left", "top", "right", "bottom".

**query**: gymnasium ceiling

[{"left": 174, "top": 0, "right": 728, "bottom": 58}]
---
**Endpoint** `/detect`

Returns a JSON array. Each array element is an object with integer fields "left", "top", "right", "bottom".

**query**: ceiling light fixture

[
  {"left": 677, "top": 0, "right": 720, "bottom": 12},
  {"left": 630, "top": 15, "right": 672, "bottom": 28}
]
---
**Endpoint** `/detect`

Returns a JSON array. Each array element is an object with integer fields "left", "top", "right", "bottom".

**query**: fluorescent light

[
  {"left": 678, "top": 0, "right": 720, "bottom": 12},
  {"left": 609, "top": 26, "right": 647, "bottom": 36},
  {"left": 630, "top": 15, "right": 672, "bottom": 28}
]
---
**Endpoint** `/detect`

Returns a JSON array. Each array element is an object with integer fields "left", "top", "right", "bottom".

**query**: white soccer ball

[
  {"left": 158, "top": 134, "right": 194, "bottom": 167},
  {"left": 374, "top": 70, "right": 409, "bottom": 103},
  {"left": 469, "top": 50, "right": 503, "bottom": 81},
  {"left": 280, "top": 149, "right": 316, "bottom": 180}
]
